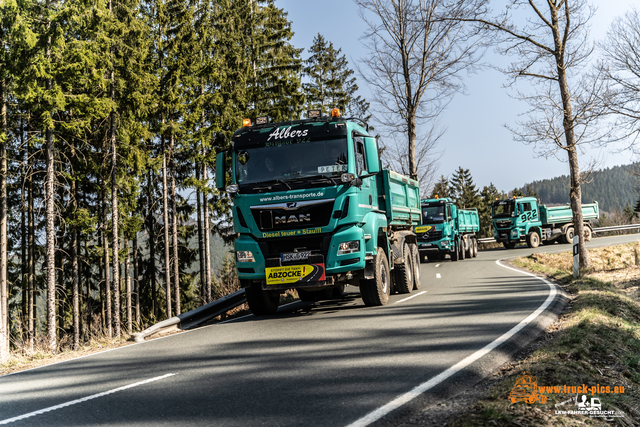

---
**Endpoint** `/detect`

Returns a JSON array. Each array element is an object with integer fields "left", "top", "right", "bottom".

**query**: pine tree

[
  {"left": 430, "top": 175, "right": 450, "bottom": 199},
  {"left": 450, "top": 167, "right": 480, "bottom": 209}
]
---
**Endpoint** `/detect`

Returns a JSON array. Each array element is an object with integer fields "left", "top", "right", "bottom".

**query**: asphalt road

[{"left": 1, "top": 234, "right": 637, "bottom": 427}]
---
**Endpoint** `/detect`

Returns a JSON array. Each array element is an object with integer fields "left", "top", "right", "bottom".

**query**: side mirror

[
  {"left": 215, "top": 152, "right": 226, "bottom": 190},
  {"left": 364, "top": 137, "right": 380, "bottom": 174}
]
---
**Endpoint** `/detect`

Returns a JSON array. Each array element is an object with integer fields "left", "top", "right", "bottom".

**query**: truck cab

[{"left": 491, "top": 197, "right": 542, "bottom": 249}]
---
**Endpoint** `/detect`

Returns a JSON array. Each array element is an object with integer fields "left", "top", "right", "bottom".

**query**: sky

[{"left": 275, "top": 0, "right": 638, "bottom": 193}]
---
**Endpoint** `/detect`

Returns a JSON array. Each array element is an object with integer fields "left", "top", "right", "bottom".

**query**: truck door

[{"left": 353, "top": 135, "right": 377, "bottom": 210}]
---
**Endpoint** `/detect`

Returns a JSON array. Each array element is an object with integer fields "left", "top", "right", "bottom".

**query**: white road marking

[
  {"left": 345, "top": 259, "right": 558, "bottom": 427},
  {"left": 436, "top": 273, "right": 441, "bottom": 279},
  {"left": 0, "top": 373, "right": 176, "bottom": 425},
  {"left": 394, "top": 291, "right": 427, "bottom": 304},
  {"left": 435, "top": 264, "right": 440, "bottom": 268}
]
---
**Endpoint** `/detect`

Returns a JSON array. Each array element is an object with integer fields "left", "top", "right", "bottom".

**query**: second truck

[
  {"left": 415, "top": 197, "right": 480, "bottom": 262},
  {"left": 215, "top": 110, "right": 422, "bottom": 315},
  {"left": 491, "top": 196, "right": 599, "bottom": 249}
]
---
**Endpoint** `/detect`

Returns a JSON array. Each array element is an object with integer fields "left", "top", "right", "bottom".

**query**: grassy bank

[{"left": 451, "top": 243, "right": 640, "bottom": 426}]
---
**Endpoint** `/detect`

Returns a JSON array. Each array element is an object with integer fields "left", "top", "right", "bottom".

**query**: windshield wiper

[
  {"left": 250, "top": 179, "right": 291, "bottom": 192},
  {"left": 308, "top": 175, "right": 337, "bottom": 185}
]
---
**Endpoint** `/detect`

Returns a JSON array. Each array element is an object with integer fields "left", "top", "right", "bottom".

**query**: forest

[{"left": 0, "top": 0, "right": 369, "bottom": 356}]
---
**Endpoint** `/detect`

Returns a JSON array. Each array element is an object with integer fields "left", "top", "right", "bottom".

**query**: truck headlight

[
  {"left": 338, "top": 240, "right": 360, "bottom": 255},
  {"left": 236, "top": 251, "right": 255, "bottom": 262},
  {"left": 511, "top": 229, "right": 519, "bottom": 238}
]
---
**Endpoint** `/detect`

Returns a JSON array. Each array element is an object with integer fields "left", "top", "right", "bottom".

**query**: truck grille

[
  {"left": 417, "top": 230, "right": 442, "bottom": 242},
  {"left": 496, "top": 220, "right": 512, "bottom": 229},
  {"left": 250, "top": 199, "right": 335, "bottom": 232}
]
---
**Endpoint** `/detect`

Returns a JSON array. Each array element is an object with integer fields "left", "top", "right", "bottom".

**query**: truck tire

[
  {"left": 411, "top": 244, "right": 421, "bottom": 290},
  {"left": 503, "top": 242, "right": 516, "bottom": 250},
  {"left": 563, "top": 226, "right": 574, "bottom": 244},
  {"left": 526, "top": 231, "right": 540, "bottom": 248},
  {"left": 451, "top": 239, "right": 459, "bottom": 261},
  {"left": 245, "top": 285, "right": 280, "bottom": 315},
  {"left": 361, "top": 247, "right": 391, "bottom": 306},
  {"left": 465, "top": 237, "right": 472, "bottom": 258},
  {"left": 459, "top": 238, "right": 466, "bottom": 260},
  {"left": 393, "top": 243, "right": 413, "bottom": 294},
  {"left": 584, "top": 226, "right": 592, "bottom": 242},
  {"left": 472, "top": 237, "right": 478, "bottom": 257}
]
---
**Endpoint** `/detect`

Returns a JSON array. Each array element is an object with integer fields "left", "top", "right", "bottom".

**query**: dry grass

[{"left": 451, "top": 242, "right": 640, "bottom": 426}]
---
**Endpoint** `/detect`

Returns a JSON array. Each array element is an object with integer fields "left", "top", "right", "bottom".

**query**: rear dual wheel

[{"left": 394, "top": 243, "right": 413, "bottom": 294}]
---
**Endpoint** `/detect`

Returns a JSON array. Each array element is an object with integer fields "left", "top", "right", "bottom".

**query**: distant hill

[{"left": 519, "top": 162, "right": 640, "bottom": 214}]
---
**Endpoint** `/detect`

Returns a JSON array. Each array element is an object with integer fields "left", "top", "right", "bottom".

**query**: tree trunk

[
  {"left": 147, "top": 169, "right": 157, "bottom": 320},
  {"left": 20, "top": 117, "right": 27, "bottom": 341},
  {"left": 133, "top": 235, "right": 140, "bottom": 325},
  {"left": 124, "top": 237, "right": 131, "bottom": 335},
  {"left": 203, "top": 160, "right": 212, "bottom": 303},
  {"left": 28, "top": 132, "right": 35, "bottom": 350},
  {"left": 103, "top": 191, "right": 112, "bottom": 338},
  {"left": 45, "top": 59, "right": 57, "bottom": 352},
  {"left": 170, "top": 133, "right": 180, "bottom": 315},
  {"left": 162, "top": 151, "right": 172, "bottom": 318},
  {"left": 0, "top": 70, "right": 8, "bottom": 361},
  {"left": 550, "top": 3, "right": 589, "bottom": 271},
  {"left": 110, "top": 102, "right": 121, "bottom": 338},
  {"left": 72, "top": 180, "right": 80, "bottom": 350},
  {"left": 196, "top": 170, "right": 205, "bottom": 304}
]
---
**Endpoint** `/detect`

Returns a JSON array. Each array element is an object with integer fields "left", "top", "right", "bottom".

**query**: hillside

[{"left": 520, "top": 162, "right": 640, "bottom": 213}]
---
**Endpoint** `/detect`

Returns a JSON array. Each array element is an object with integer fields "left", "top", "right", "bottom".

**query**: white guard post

[{"left": 573, "top": 235, "right": 579, "bottom": 277}]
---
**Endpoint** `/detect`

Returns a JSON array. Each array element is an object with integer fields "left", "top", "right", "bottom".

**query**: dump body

[
  {"left": 216, "top": 113, "right": 422, "bottom": 314},
  {"left": 416, "top": 197, "right": 480, "bottom": 261},
  {"left": 492, "top": 197, "right": 599, "bottom": 249}
]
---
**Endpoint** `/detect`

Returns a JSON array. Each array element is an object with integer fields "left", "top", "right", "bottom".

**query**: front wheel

[
  {"left": 245, "top": 285, "right": 280, "bottom": 315},
  {"left": 503, "top": 241, "right": 516, "bottom": 250},
  {"left": 526, "top": 231, "right": 540, "bottom": 248},
  {"left": 361, "top": 247, "right": 391, "bottom": 306}
]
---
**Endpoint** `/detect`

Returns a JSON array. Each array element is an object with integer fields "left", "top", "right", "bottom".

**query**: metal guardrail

[
  {"left": 132, "top": 289, "right": 247, "bottom": 342},
  {"left": 477, "top": 224, "right": 640, "bottom": 244}
]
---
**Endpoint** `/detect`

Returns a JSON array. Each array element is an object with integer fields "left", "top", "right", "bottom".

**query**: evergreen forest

[{"left": 0, "top": 0, "right": 369, "bottom": 355}]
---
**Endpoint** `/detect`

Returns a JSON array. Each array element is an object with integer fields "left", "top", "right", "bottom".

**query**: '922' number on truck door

[{"left": 520, "top": 210, "right": 538, "bottom": 222}]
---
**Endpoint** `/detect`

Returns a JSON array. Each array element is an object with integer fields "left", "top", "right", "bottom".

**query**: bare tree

[
  {"left": 465, "top": 0, "right": 603, "bottom": 270},
  {"left": 599, "top": 7, "right": 640, "bottom": 147},
  {"left": 355, "top": 0, "right": 486, "bottom": 181}
]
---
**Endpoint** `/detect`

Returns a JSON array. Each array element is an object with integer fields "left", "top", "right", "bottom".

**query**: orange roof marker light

[
  {"left": 242, "top": 118, "right": 251, "bottom": 127},
  {"left": 434, "top": 195, "right": 439, "bottom": 199},
  {"left": 332, "top": 108, "right": 341, "bottom": 118}
]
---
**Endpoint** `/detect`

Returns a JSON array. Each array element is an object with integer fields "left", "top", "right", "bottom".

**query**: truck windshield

[
  {"left": 492, "top": 200, "right": 515, "bottom": 218},
  {"left": 421, "top": 205, "right": 445, "bottom": 223},
  {"left": 235, "top": 138, "right": 348, "bottom": 191}
]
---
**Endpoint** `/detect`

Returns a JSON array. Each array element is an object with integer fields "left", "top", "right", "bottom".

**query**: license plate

[
  {"left": 280, "top": 251, "right": 311, "bottom": 262},
  {"left": 420, "top": 243, "right": 432, "bottom": 247},
  {"left": 266, "top": 263, "right": 325, "bottom": 285}
]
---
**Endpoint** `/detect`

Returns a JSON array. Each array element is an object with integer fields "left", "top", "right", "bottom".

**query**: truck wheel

[
  {"left": 393, "top": 243, "right": 413, "bottom": 294},
  {"left": 465, "top": 237, "right": 472, "bottom": 258},
  {"left": 411, "top": 244, "right": 421, "bottom": 290},
  {"left": 584, "top": 226, "right": 592, "bottom": 242},
  {"left": 526, "top": 231, "right": 540, "bottom": 248},
  {"left": 451, "top": 239, "right": 459, "bottom": 261},
  {"left": 245, "top": 285, "right": 280, "bottom": 315},
  {"left": 472, "top": 237, "right": 478, "bottom": 257},
  {"left": 503, "top": 242, "right": 516, "bottom": 250},
  {"left": 459, "top": 238, "right": 466, "bottom": 260},
  {"left": 563, "top": 227, "right": 574, "bottom": 244},
  {"left": 361, "top": 247, "right": 391, "bottom": 306}
]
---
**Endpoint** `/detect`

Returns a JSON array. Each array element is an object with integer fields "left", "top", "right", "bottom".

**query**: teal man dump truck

[
  {"left": 215, "top": 110, "right": 422, "bottom": 315},
  {"left": 415, "top": 197, "right": 480, "bottom": 262},
  {"left": 491, "top": 196, "right": 599, "bottom": 249}
]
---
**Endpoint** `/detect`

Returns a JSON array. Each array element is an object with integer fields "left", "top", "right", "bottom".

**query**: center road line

[
  {"left": 346, "top": 259, "right": 558, "bottom": 427},
  {"left": 435, "top": 264, "right": 440, "bottom": 268},
  {"left": 0, "top": 373, "right": 176, "bottom": 425},
  {"left": 436, "top": 273, "right": 441, "bottom": 279},
  {"left": 394, "top": 291, "right": 427, "bottom": 304}
]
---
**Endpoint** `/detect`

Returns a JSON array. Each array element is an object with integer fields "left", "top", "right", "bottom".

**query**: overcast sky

[{"left": 275, "top": 0, "right": 637, "bottom": 194}]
